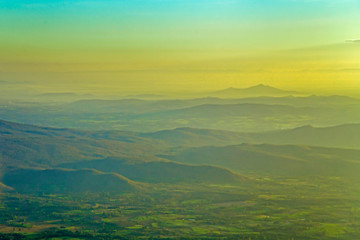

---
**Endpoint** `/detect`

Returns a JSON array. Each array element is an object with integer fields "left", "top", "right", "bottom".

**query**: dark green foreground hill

[
  {"left": 0, "top": 119, "right": 243, "bottom": 193},
  {"left": 3, "top": 168, "right": 141, "bottom": 193},
  {"left": 60, "top": 158, "right": 243, "bottom": 184},
  {"left": 2, "top": 118, "right": 360, "bottom": 194}
]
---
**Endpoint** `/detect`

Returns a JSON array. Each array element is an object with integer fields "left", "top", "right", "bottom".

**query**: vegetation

[
  {"left": 1, "top": 175, "right": 360, "bottom": 239},
  {"left": 1, "top": 91, "right": 360, "bottom": 239},
  {"left": 1, "top": 94, "right": 360, "bottom": 132}
]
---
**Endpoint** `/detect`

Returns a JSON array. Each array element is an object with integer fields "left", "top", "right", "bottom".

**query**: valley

[
  {"left": 1, "top": 90, "right": 360, "bottom": 239},
  {"left": 2, "top": 1, "right": 360, "bottom": 238}
]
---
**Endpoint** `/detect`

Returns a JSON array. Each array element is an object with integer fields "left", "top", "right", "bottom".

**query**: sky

[{"left": 0, "top": 0, "right": 360, "bottom": 96}]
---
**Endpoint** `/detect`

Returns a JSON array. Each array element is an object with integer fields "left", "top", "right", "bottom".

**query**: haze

[{"left": 1, "top": 0, "right": 360, "bottom": 97}]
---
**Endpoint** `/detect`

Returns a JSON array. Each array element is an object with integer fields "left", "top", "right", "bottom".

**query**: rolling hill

[
  {"left": 63, "top": 95, "right": 360, "bottom": 115},
  {"left": 0, "top": 119, "right": 160, "bottom": 169},
  {"left": 147, "top": 103, "right": 317, "bottom": 118},
  {"left": 2, "top": 118, "right": 360, "bottom": 194},
  {"left": 60, "top": 158, "right": 244, "bottom": 184},
  {"left": 251, "top": 124, "right": 360, "bottom": 149},
  {"left": 121, "top": 102, "right": 360, "bottom": 132},
  {"left": 140, "top": 127, "right": 246, "bottom": 147},
  {"left": 165, "top": 144, "right": 360, "bottom": 178},
  {"left": 143, "top": 123, "right": 360, "bottom": 149},
  {"left": 3, "top": 168, "right": 141, "bottom": 193},
  {"left": 2, "top": 94, "right": 360, "bottom": 132},
  {"left": 0, "top": 119, "right": 244, "bottom": 193}
]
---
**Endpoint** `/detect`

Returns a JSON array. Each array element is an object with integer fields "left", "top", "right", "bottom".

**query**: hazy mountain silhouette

[
  {"left": 165, "top": 144, "right": 360, "bottom": 178},
  {"left": 145, "top": 123, "right": 360, "bottom": 149},
  {"left": 155, "top": 103, "right": 316, "bottom": 117},
  {"left": 63, "top": 95, "right": 359, "bottom": 114},
  {"left": 124, "top": 94, "right": 167, "bottom": 99},
  {"left": 210, "top": 84, "right": 301, "bottom": 98},
  {"left": 2, "top": 94, "right": 359, "bottom": 132}
]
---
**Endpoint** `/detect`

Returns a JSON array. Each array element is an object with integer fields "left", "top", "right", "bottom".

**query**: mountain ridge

[
  {"left": 3, "top": 168, "right": 142, "bottom": 194},
  {"left": 210, "top": 84, "right": 301, "bottom": 97},
  {"left": 165, "top": 143, "right": 360, "bottom": 178}
]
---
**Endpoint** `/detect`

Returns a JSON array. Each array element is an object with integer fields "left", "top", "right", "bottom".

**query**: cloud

[{"left": 345, "top": 39, "right": 360, "bottom": 43}]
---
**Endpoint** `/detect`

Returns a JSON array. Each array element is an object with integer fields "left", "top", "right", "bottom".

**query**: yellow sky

[{"left": 0, "top": 0, "right": 360, "bottom": 96}]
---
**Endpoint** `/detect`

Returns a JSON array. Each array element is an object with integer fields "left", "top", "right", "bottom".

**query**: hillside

[
  {"left": 3, "top": 168, "right": 141, "bottom": 193},
  {"left": 141, "top": 127, "right": 246, "bottom": 147},
  {"left": 165, "top": 144, "right": 360, "bottom": 178},
  {"left": 2, "top": 95, "right": 360, "bottom": 132},
  {"left": 143, "top": 123, "right": 360, "bottom": 149},
  {"left": 0, "top": 182, "right": 13, "bottom": 192},
  {"left": 0, "top": 119, "right": 160, "bottom": 170},
  {"left": 225, "top": 95, "right": 360, "bottom": 107},
  {"left": 63, "top": 95, "right": 360, "bottom": 115},
  {"left": 0, "top": 119, "right": 244, "bottom": 191},
  {"left": 129, "top": 102, "right": 360, "bottom": 132},
  {"left": 60, "top": 158, "right": 244, "bottom": 184},
  {"left": 145, "top": 103, "right": 317, "bottom": 118},
  {"left": 253, "top": 124, "right": 360, "bottom": 149}
]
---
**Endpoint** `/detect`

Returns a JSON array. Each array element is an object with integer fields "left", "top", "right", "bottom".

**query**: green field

[{"left": 1, "top": 175, "right": 360, "bottom": 239}]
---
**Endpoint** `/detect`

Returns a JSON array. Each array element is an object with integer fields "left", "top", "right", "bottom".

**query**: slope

[
  {"left": 165, "top": 144, "right": 360, "bottom": 178},
  {"left": 60, "top": 158, "right": 244, "bottom": 184},
  {"left": 3, "top": 168, "right": 141, "bottom": 194},
  {"left": 0, "top": 119, "right": 161, "bottom": 170},
  {"left": 143, "top": 123, "right": 360, "bottom": 149},
  {"left": 0, "top": 119, "right": 244, "bottom": 188}
]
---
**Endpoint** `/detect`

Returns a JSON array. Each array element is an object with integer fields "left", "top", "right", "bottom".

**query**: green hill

[
  {"left": 128, "top": 102, "right": 360, "bottom": 132},
  {"left": 144, "top": 123, "right": 360, "bottom": 149},
  {"left": 144, "top": 103, "right": 317, "bottom": 118},
  {"left": 0, "top": 182, "right": 13, "bottom": 192},
  {"left": 2, "top": 95, "right": 360, "bottom": 132},
  {"left": 0, "top": 119, "right": 244, "bottom": 191},
  {"left": 0, "top": 119, "right": 160, "bottom": 170},
  {"left": 60, "top": 158, "right": 244, "bottom": 184},
  {"left": 3, "top": 168, "right": 141, "bottom": 193},
  {"left": 64, "top": 95, "right": 359, "bottom": 114},
  {"left": 165, "top": 144, "right": 360, "bottom": 178},
  {"left": 141, "top": 127, "right": 245, "bottom": 147},
  {"left": 253, "top": 124, "right": 360, "bottom": 149}
]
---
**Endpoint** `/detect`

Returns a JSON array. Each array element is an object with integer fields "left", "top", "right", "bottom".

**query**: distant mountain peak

[
  {"left": 225, "top": 84, "right": 274, "bottom": 90},
  {"left": 243, "top": 84, "right": 292, "bottom": 91},
  {"left": 249, "top": 84, "right": 274, "bottom": 89},
  {"left": 212, "top": 84, "right": 300, "bottom": 97}
]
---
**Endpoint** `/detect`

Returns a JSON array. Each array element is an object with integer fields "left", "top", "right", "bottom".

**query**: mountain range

[
  {"left": 0, "top": 119, "right": 244, "bottom": 193},
  {"left": 1, "top": 118, "right": 360, "bottom": 194},
  {"left": 209, "top": 84, "right": 301, "bottom": 98},
  {"left": 144, "top": 123, "right": 360, "bottom": 149},
  {"left": 63, "top": 94, "right": 359, "bottom": 114},
  {"left": 165, "top": 143, "right": 360, "bottom": 178},
  {"left": 2, "top": 93, "right": 360, "bottom": 133}
]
